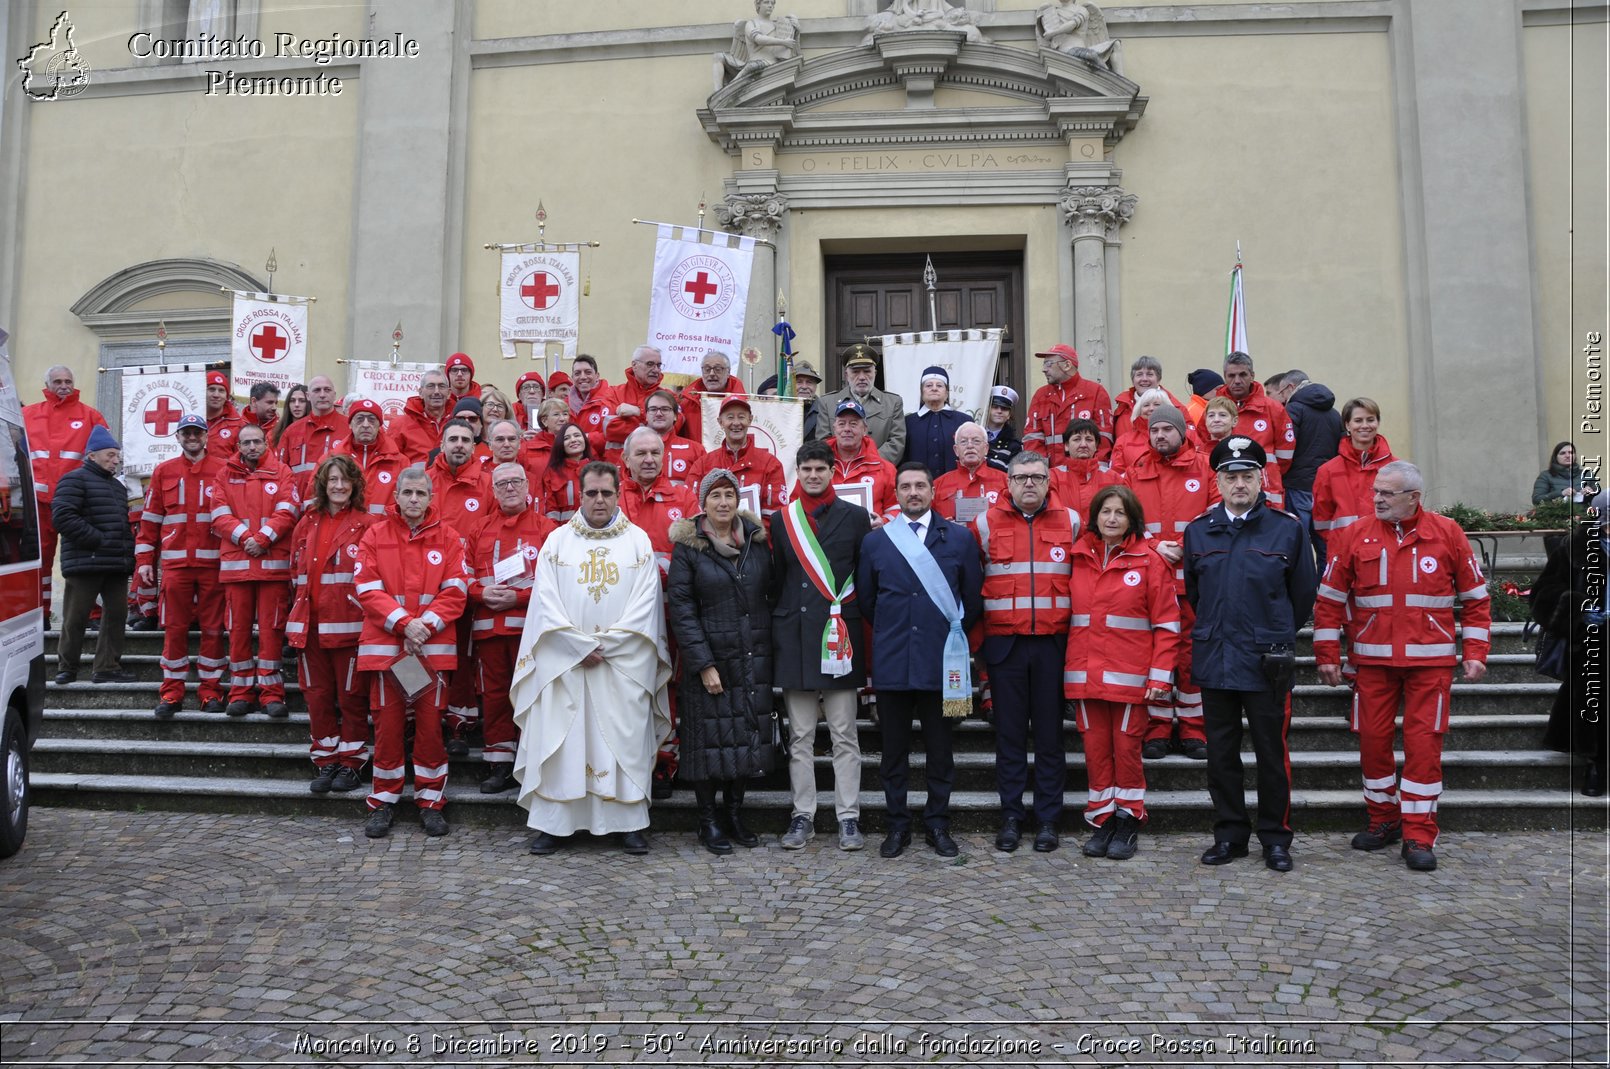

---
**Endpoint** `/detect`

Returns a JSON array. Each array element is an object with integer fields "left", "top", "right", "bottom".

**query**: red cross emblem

[
  {"left": 251, "top": 325, "right": 289, "bottom": 363},
  {"left": 520, "top": 271, "right": 561, "bottom": 310},
  {"left": 143, "top": 396, "right": 184, "bottom": 436},
  {"left": 683, "top": 271, "right": 719, "bottom": 305}
]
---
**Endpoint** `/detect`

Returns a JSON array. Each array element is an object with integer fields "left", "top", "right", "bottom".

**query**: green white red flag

[{"left": 1225, "top": 242, "right": 1248, "bottom": 356}]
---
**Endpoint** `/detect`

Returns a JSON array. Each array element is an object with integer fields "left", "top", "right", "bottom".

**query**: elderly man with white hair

[
  {"left": 22, "top": 363, "right": 110, "bottom": 619},
  {"left": 278, "top": 374, "right": 350, "bottom": 497}
]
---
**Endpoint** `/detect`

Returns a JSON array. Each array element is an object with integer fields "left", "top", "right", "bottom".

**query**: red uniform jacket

[
  {"left": 353, "top": 505, "right": 472, "bottom": 672},
  {"left": 971, "top": 497, "right": 1080, "bottom": 636},
  {"left": 278, "top": 408, "right": 350, "bottom": 496},
  {"left": 1208, "top": 380, "right": 1296, "bottom": 475},
  {"left": 1024, "top": 376, "right": 1114, "bottom": 465},
  {"left": 206, "top": 402, "right": 246, "bottom": 459},
  {"left": 1314, "top": 508, "right": 1491, "bottom": 669},
  {"left": 621, "top": 474, "right": 697, "bottom": 580},
  {"left": 469, "top": 505, "right": 556, "bottom": 638},
  {"left": 1063, "top": 530, "right": 1183, "bottom": 703},
  {"left": 1051, "top": 456, "right": 1123, "bottom": 523},
  {"left": 933, "top": 463, "right": 1007, "bottom": 522},
  {"left": 285, "top": 505, "right": 378, "bottom": 649},
  {"left": 386, "top": 396, "right": 451, "bottom": 465},
  {"left": 1112, "top": 387, "right": 1189, "bottom": 441},
  {"left": 519, "top": 430, "right": 556, "bottom": 485},
  {"left": 600, "top": 376, "right": 664, "bottom": 459},
  {"left": 537, "top": 457, "right": 586, "bottom": 521},
  {"left": 22, "top": 389, "right": 108, "bottom": 503},
  {"left": 568, "top": 381, "right": 618, "bottom": 454},
  {"left": 688, "top": 439, "right": 787, "bottom": 516},
  {"left": 830, "top": 436, "right": 897, "bottom": 518},
  {"left": 660, "top": 434, "right": 707, "bottom": 488},
  {"left": 678, "top": 375, "right": 746, "bottom": 443},
  {"left": 211, "top": 451, "right": 299, "bottom": 582},
  {"left": 137, "top": 452, "right": 224, "bottom": 572},
  {"left": 1312, "top": 434, "right": 1397, "bottom": 536},
  {"left": 1124, "top": 446, "right": 1218, "bottom": 592},
  {"left": 426, "top": 454, "right": 493, "bottom": 545},
  {"left": 331, "top": 430, "right": 411, "bottom": 516}
]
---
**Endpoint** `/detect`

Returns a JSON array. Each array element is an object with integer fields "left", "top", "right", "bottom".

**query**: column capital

[
  {"left": 717, "top": 191, "right": 788, "bottom": 242},
  {"left": 1060, "top": 184, "right": 1138, "bottom": 241}
]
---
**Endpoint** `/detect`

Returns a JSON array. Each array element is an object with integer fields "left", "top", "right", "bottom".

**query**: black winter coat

[
  {"left": 667, "top": 514, "right": 776, "bottom": 781},
  {"left": 1284, "top": 383, "right": 1343, "bottom": 493},
  {"left": 51, "top": 460, "right": 135, "bottom": 576},
  {"left": 1533, "top": 522, "right": 1608, "bottom": 756},
  {"left": 769, "top": 498, "right": 871, "bottom": 689}
]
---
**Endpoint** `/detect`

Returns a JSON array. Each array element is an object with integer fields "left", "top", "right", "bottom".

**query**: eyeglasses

[
  {"left": 1009, "top": 473, "right": 1049, "bottom": 485},
  {"left": 492, "top": 479, "right": 526, "bottom": 490},
  {"left": 646, "top": 406, "right": 676, "bottom": 415},
  {"left": 581, "top": 489, "right": 617, "bottom": 499},
  {"left": 1372, "top": 488, "right": 1417, "bottom": 498}
]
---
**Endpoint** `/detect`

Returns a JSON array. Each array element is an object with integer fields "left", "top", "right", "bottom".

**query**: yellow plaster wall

[
  {"left": 1524, "top": 21, "right": 1609, "bottom": 463},
  {"left": 1113, "top": 30, "right": 1412, "bottom": 446},
  {"left": 475, "top": 0, "right": 853, "bottom": 41}
]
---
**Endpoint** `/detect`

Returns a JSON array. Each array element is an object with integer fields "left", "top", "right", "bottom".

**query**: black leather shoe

[
  {"left": 329, "top": 767, "right": 363, "bottom": 793},
  {"left": 1585, "top": 762, "right": 1606, "bottom": 797},
  {"left": 925, "top": 829, "right": 959, "bottom": 858},
  {"left": 1181, "top": 739, "right": 1208, "bottom": 761},
  {"left": 201, "top": 699, "right": 226, "bottom": 714},
  {"left": 419, "top": 809, "right": 449, "bottom": 837},
  {"left": 724, "top": 803, "right": 760, "bottom": 848},
  {"left": 225, "top": 700, "right": 253, "bottom": 718},
  {"left": 995, "top": 817, "right": 1022, "bottom": 853},
  {"left": 479, "top": 765, "right": 516, "bottom": 794},
  {"left": 262, "top": 701, "right": 289, "bottom": 719},
  {"left": 52, "top": 671, "right": 76, "bottom": 685},
  {"left": 1033, "top": 826, "right": 1059, "bottom": 853},
  {"left": 153, "top": 700, "right": 181, "bottom": 720},
  {"left": 1263, "top": 844, "right": 1294, "bottom": 872},
  {"left": 129, "top": 615, "right": 160, "bottom": 632},
  {"left": 1401, "top": 839, "right": 1437, "bottom": 872},
  {"left": 308, "top": 766, "right": 337, "bottom": 794},
  {"left": 528, "top": 831, "right": 564, "bottom": 855},
  {"left": 1141, "top": 738, "right": 1170, "bottom": 760},
  {"left": 363, "top": 804, "right": 394, "bottom": 839},
  {"left": 879, "top": 829, "right": 911, "bottom": 858},
  {"left": 445, "top": 737, "right": 469, "bottom": 757},
  {"left": 91, "top": 670, "right": 136, "bottom": 684},
  {"left": 651, "top": 775, "right": 673, "bottom": 800},
  {"left": 1082, "top": 821, "right": 1117, "bottom": 858},
  {"left": 1200, "top": 841, "right": 1250, "bottom": 865},
  {"left": 620, "top": 829, "right": 650, "bottom": 855}
]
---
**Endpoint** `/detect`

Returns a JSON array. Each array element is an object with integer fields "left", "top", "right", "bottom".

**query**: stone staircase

[{"left": 31, "top": 616, "right": 1606, "bottom": 834}]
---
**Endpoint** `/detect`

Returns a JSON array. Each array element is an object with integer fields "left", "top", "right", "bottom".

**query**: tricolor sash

[
  {"left": 885, "top": 518, "right": 972, "bottom": 717},
  {"left": 780, "top": 499, "right": 855, "bottom": 676}
]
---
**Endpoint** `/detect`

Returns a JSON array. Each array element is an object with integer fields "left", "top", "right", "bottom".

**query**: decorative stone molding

[
  {"left": 1059, "top": 184, "right": 1136, "bottom": 240},
  {"left": 717, "top": 191, "right": 789, "bottom": 241},
  {"left": 70, "top": 257, "right": 263, "bottom": 339}
]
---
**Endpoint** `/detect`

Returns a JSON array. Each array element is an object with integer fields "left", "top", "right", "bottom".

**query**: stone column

[
  {"left": 1059, "top": 185, "right": 1136, "bottom": 389},
  {"left": 717, "top": 190, "right": 787, "bottom": 392}
]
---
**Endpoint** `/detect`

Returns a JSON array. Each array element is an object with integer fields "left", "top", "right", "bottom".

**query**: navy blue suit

[
  {"left": 903, "top": 408, "right": 974, "bottom": 477},
  {"left": 858, "top": 513, "right": 982, "bottom": 833}
]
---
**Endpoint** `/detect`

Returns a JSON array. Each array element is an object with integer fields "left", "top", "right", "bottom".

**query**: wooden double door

[{"left": 823, "top": 251, "right": 1026, "bottom": 400}]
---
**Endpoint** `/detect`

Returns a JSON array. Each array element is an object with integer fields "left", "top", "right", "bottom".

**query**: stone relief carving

[
  {"left": 1035, "top": 0, "right": 1123, "bottom": 76},
  {"left": 1059, "top": 185, "right": 1137, "bottom": 240},
  {"left": 862, "top": 0, "right": 991, "bottom": 47},
  {"left": 713, "top": 0, "right": 802, "bottom": 92},
  {"left": 717, "top": 192, "right": 789, "bottom": 242}
]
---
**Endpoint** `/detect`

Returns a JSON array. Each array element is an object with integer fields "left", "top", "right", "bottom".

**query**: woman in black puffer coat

[{"left": 667, "top": 467, "right": 776, "bottom": 855}]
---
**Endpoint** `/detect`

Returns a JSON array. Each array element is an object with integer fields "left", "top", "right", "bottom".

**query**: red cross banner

[
  {"left": 500, "top": 251, "right": 581, "bottom": 359},
  {"left": 344, "top": 360, "right": 441, "bottom": 420},
  {"left": 229, "top": 293, "right": 309, "bottom": 407},
  {"left": 646, "top": 224, "right": 755, "bottom": 377},
  {"left": 699, "top": 392, "right": 806, "bottom": 490},
  {"left": 119, "top": 365, "right": 207, "bottom": 475}
]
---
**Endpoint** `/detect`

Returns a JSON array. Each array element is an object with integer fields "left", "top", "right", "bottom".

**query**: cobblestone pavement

[{"left": 1, "top": 809, "right": 1605, "bottom": 1067}]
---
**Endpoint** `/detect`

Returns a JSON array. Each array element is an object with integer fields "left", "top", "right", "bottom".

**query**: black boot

[
  {"left": 694, "top": 782, "right": 732, "bottom": 855},
  {"left": 723, "top": 781, "right": 760, "bottom": 848}
]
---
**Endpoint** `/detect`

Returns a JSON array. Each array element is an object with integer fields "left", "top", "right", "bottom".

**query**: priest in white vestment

[{"left": 511, "top": 461, "right": 672, "bottom": 854}]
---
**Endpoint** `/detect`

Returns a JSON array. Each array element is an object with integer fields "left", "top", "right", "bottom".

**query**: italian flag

[{"left": 1225, "top": 242, "right": 1248, "bottom": 356}]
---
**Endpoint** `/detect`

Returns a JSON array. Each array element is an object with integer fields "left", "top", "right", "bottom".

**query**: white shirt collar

[{"left": 902, "top": 510, "right": 931, "bottom": 536}]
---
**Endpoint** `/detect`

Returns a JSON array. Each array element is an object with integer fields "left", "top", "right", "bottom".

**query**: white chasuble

[{"left": 510, "top": 511, "right": 672, "bottom": 834}]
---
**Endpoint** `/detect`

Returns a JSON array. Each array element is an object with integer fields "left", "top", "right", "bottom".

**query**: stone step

[
  {"left": 31, "top": 773, "right": 1605, "bottom": 833},
  {"left": 31, "top": 736, "right": 1579, "bottom": 794},
  {"left": 40, "top": 706, "right": 1556, "bottom": 753}
]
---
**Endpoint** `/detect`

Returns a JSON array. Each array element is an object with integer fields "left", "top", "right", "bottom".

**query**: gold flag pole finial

[
  {"left": 265, "top": 248, "right": 277, "bottom": 294},
  {"left": 390, "top": 322, "right": 403, "bottom": 366},
  {"left": 696, "top": 194, "right": 707, "bottom": 231},
  {"left": 535, "top": 202, "right": 547, "bottom": 245},
  {"left": 155, "top": 321, "right": 167, "bottom": 367}
]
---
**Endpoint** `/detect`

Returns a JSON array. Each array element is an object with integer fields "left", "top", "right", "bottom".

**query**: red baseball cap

[
  {"left": 547, "top": 371, "right": 572, "bottom": 390},
  {"left": 1034, "top": 343, "right": 1078, "bottom": 366},
  {"left": 446, "top": 352, "right": 474, "bottom": 373},
  {"left": 719, "top": 395, "right": 752, "bottom": 415},
  {"left": 348, "top": 398, "right": 384, "bottom": 421},
  {"left": 206, "top": 370, "right": 228, "bottom": 389}
]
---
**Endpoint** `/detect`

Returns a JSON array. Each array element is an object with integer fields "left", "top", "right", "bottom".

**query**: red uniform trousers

[
  {"left": 1352, "top": 664, "right": 1451, "bottom": 844},
  {"left": 157, "top": 568, "right": 227, "bottom": 705},
  {"left": 368, "top": 669, "right": 449, "bottom": 812},
  {"left": 299, "top": 644, "right": 369, "bottom": 771},
  {"left": 445, "top": 615, "right": 479, "bottom": 738},
  {"left": 37, "top": 503, "right": 57, "bottom": 616},
  {"left": 1145, "top": 600, "right": 1205, "bottom": 744},
  {"left": 475, "top": 634, "right": 520, "bottom": 764},
  {"left": 1077, "top": 699, "right": 1148, "bottom": 826},
  {"left": 225, "top": 581, "right": 289, "bottom": 704}
]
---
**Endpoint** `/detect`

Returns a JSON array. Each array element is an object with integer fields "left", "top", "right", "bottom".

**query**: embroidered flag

[
  {"left": 646, "top": 225, "right": 754, "bottom": 377},
  {"left": 500, "top": 250, "right": 581, "bottom": 359},
  {"left": 230, "top": 293, "right": 309, "bottom": 410}
]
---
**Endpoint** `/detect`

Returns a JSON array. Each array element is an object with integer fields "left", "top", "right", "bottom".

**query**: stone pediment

[{"left": 699, "top": 31, "right": 1145, "bottom": 154}]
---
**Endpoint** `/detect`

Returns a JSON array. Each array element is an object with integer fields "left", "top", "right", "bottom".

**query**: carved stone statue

[
  {"left": 1035, "top": 0, "right": 1122, "bottom": 76},
  {"left": 862, "top": 0, "right": 991, "bottom": 47},
  {"left": 713, "top": 0, "right": 801, "bottom": 92}
]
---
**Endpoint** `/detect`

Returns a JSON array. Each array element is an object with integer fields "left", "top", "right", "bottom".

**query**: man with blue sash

[{"left": 857, "top": 462, "right": 983, "bottom": 857}]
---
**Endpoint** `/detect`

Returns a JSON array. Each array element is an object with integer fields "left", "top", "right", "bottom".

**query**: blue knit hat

[{"left": 86, "top": 425, "right": 119, "bottom": 452}]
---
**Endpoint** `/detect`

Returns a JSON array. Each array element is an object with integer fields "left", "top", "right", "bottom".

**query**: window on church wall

[{"left": 135, "top": 0, "right": 241, "bottom": 65}]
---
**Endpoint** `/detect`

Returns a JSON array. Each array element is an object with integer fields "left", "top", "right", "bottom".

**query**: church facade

[{"left": 0, "top": 0, "right": 1603, "bottom": 507}]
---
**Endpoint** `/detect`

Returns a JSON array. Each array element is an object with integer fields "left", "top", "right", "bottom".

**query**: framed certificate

[
  {"left": 738, "top": 483, "right": 762, "bottom": 517},
  {"left": 833, "top": 482, "right": 873, "bottom": 513}
]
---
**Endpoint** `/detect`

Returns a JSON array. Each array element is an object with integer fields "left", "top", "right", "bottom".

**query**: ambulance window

[{"left": 0, "top": 420, "right": 39, "bottom": 567}]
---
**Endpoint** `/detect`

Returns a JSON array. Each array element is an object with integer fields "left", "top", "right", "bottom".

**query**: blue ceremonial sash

[{"left": 885, "top": 518, "right": 971, "bottom": 711}]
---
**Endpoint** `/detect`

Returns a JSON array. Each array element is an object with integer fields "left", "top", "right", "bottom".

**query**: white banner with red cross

[
  {"left": 344, "top": 360, "right": 439, "bottom": 421},
  {"left": 646, "top": 225, "right": 754, "bottom": 377},
  {"left": 700, "top": 392, "right": 806, "bottom": 490},
  {"left": 500, "top": 250, "right": 581, "bottom": 360},
  {"left": 229, "top": 293, "right": 309, "bottom": 408},
  {"left": 119, "top": 364, "right": 207, "bottom": 475}
]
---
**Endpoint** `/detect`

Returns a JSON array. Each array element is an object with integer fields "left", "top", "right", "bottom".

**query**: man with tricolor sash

[{"left": 770, "top": 440, "right": 872, "bottom": 852}]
